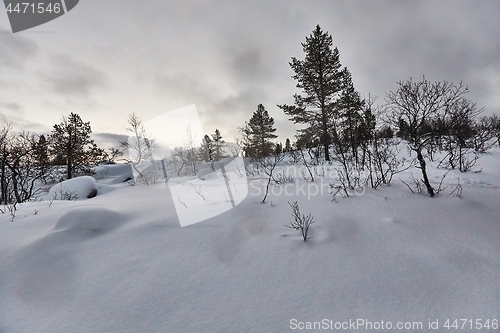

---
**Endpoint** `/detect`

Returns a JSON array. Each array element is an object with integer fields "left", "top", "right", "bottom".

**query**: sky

[{"left": 1, "top": 0, "right": 499, "bottom": 149}]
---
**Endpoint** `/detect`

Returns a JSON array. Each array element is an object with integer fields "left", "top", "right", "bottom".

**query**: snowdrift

[{"left": 1, "top": 148, "right": 499, "bottom": 332}]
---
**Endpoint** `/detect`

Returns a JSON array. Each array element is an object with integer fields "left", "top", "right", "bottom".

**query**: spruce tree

[
  {"left": 211, "top": 129, "right": 225, "bottom": 161},
  {"left": 284, "top": 138, "right": 291, "bottom": 152},
  {"left": 241, "top": 104, "right": 278, "bottom": 159},
  {"left": 278, "top": 25, "right": 344, "bottom": 161},
  {"left": 336, "top": 67, "right": 365, "bottom": 165},
  {"left": 199, "top": 134, "right": 213, "bottom": 162}
]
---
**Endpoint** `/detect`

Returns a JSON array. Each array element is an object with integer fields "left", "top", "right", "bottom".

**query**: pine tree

[
  {"left": 49, "top": 113, "right": 103, "bottom": 179},
  {"left": 32, "top": 134, "right": 50, "bottom": 182},
  {"left": 241, "top": 104, "right": 278, "bottom": 159},
  {"left": 275, "top": 142, "right": 283, "bottom": 155},
  {"left": 211, "top": 129, "right": 225, "bottom": 161},
  {"left": 278, "top": 25, "right": 344, "bottom": 161},
  {"left": 284, "top": 138, "right": 292, "bottom": 152},
  {"left": 199, "top": 134, "right": 213, "bottom": 162}
]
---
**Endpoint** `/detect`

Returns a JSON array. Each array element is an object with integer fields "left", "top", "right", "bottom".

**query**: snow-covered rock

[{"left": 48, "top": 176, "right": 98, "bottom": 200}]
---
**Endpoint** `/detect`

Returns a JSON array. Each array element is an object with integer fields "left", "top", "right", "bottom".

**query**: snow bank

[
  {"left": 1, "top": 148, "right": 499, "bottom": 333},
  {"left": 48, "top": 176, "right": 98, "bottom": 200}
]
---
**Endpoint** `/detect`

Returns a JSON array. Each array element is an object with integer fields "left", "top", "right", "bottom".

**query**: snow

[
  {"left": 48, "top": 176, "right": 99, "bottom": 200},
  {"left": 1, "top": 150, "right": 500, "bottom": 333}
]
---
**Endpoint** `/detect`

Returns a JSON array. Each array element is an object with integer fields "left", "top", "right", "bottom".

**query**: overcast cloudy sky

[{"left": 1, "top": 0, "right": 499, "bottom": 148}]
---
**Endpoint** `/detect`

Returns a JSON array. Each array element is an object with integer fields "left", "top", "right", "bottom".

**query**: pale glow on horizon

[{"left": 144, "top": 104, "right": 204, "bottom": 158}]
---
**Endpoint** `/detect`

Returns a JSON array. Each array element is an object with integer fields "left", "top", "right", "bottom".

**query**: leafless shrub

[
  {"left": 459, "top": 154, "right": 479, "bottom": 172},
  {"left": 299, "top": 168, "right": 313, "bottom": 182},
  {"left": 48, "top": 186, "right": 78, "bottom": 206},
  {"left": 272, "top": 168, "right": 295, "bottom": 185},
  {"left": 48, "top": 191, "right": 57, "bottom": 207},
  {"left": 285, "top": 201, "right": 314, "bottom": 241},
  {"left": 60, "top": 187, "right": 78, "bottom": 201},
  {"left": 400, "top": 174, "right": 423, "bottom": 194},
  {"left": 313, "top": 165, "right": 326, "bottom": 178},
  {"left": 400, "top": 170, "right": 449, "bottom": 196},
  {"left": 473, "top": 116, "right": 497, "bottom": 153},
  {"left": 191, "top": 183, "right": 206, "bottom": 201},
  {"left": 328, "top": 184, "right": 348, "bottom": 202},
  {"left": 177, "top": 195, "right": 187, "bottom": 207},
  {"left": 260, "top": 153, "right": 285, "bottom": 203},
  {"left": 450, "top": 178, "right": 463, "bottom": 199},
  {"left": 366, "top": 139, "right": 414, "bottom": 189},
  {"left": 6, "top": 202, "right": 17, "bottom": 222},
  {"left": 298, "top": 149, "right": 314, "bottom": 182},
  {"left": 434, "top": 170, "right": 450, "bottom": 195}
]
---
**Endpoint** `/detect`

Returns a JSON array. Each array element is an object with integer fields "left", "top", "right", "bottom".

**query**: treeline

[
  {"left": 235, "top": 25, "right": 500, "bottom": 197},
  {"left": 0, "top": 113, "right": 117, "bottom": 204}
]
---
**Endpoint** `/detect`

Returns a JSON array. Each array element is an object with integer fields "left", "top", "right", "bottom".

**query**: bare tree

[
  {"left": 105, "top": 147, "right": 124, "bottom": 163},
  {"left": 183, "top": 126, "right": 199, "bottom": 175},
  {"left": 260, "top": 152, "right": 285, "bottom": 203},
  {"left": 120, "top": 112, "right": 157, "bottom": 184},
  {"left": 0, "top": 123, "right": 12, "bottom": 204},
  {"left": 386, "top": 77, "right": 468, "bottom": 197},
  {"left": 472, "top": 115, "right": 497, "bottom": 153},
  {"left": 6, "top": 132, "right": 49, "bottom": 203},
  {"left": 0, "top": 125, "right": 51, "bottom": 204},
  {"left": 439, "top": 98, "right": 482, "bottom": 172}
]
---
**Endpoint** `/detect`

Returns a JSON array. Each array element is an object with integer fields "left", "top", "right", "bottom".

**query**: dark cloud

[
  {"left": 316, "top": 1, "right": 500, "bottom": 112},
  {"left": 0, "top": 111, "right": 48, "bottom": 133},
  {"left": 0, "top": 29, "right": 38, "bottom": 69},
  {"left": 91, "top": 132, "right": 127, "bottom": 149},
  {"left": 42, "top": 55, "right": 106, "bottom": 97},
  {"left": 153, "top": 71, "right": 274, "bottom": 139},
  {"left": 0, "top": 102, "right": 22, "bottom": 112}
]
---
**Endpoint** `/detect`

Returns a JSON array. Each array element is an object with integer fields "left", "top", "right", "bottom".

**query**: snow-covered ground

[{"left": 1, "top": 150, "right": 500, "bottom": 333}]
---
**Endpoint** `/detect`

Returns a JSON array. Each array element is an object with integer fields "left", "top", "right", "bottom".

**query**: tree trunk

[
  {"left": 10, "top": 165, "right": 22, "bottom": 204},
  {"left": 67, "top": 134, "right": 73, "bottom": 179},
  {"left": 0, "top": 160, "right": 6, "bottom": 204},
  {"left": 416, "top": 149, "right": 434, "bottom": 197}
]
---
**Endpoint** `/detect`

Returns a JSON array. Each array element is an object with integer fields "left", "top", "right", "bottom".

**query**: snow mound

[
  {"left": 94, "top": 163, "right": 133, "bottom": 178},
  {"left": 53, "top": 207, "right": 127, "bottom": 237},
  {"left": 48, "top": 176, "right": 98, "bottom": 200},
  {"left": 94, "top": 163, "right": 134, "bottom": 184},
  {"left": 7, "top": 207, "right": 128, "bottom": 307}
]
